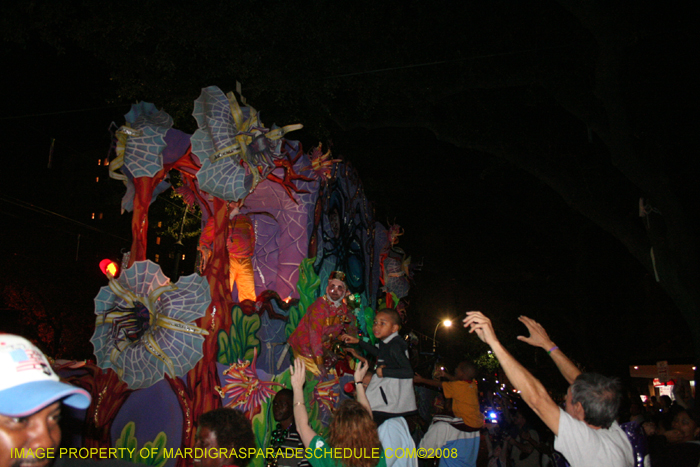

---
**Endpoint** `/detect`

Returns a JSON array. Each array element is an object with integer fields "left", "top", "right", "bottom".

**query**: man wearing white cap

[{"left": 1, "top": 333, "right": 91, "bottom": 467}]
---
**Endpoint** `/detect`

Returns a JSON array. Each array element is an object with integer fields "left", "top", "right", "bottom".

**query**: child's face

[{"left": 373, "top": 312, "right": 399, "bottom": 339}]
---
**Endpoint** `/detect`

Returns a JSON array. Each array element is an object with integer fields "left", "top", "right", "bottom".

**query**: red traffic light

[{"left": 99, "top": 259, "right": 119, "bottom": 278}]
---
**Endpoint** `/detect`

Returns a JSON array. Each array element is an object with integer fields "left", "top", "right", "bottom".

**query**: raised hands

[
  {"left": 290, "top": 358, "right": 306, "bottom": 390},
  {"left": 289, "top": 358, "right": 316, "bottom": 446},
  {"left": 463, "top": 311, "right": 565, "bottom": 435},
  {"left": 518, "top": 316, "right": 580, "bottom": 383},
  {"left": 353, "top": 359, "right": 373, "bottom": 415},
  {"left": 516, "top": 316, "right": 555, "bottom": 350},
  {"left": 462, "top": 311, "right": 499, "bottom": 346},
  {"left": 354, "top": 360, "right": 370, "bottom": 384}
]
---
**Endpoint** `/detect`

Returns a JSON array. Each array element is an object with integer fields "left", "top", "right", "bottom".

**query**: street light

[{"left": 433, "top": 318, "right": 453, "bottom": 352}]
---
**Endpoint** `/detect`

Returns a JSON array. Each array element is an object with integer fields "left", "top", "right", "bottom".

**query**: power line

[
  {"left": 319, "top": 43, "right": 577, "bottom": 80},
  {"left": 0, "top": 194, "right": 129, "bottom": 242},
  {"left": 239, "top": 43, "right": 578, "bottom": 92}
]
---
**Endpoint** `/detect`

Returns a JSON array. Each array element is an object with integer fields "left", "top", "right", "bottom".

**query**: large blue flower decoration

[
  {"left": 90, "top": 261, "right": 210, "bottom": 389},
  {"left": 122, "top": 102, "right": 173, "bottom": 178},
  {"left": 108, "top": 102, "right": 174, "bottom": 213},
  {"left": 191, "top": 86, "right": 302, "bottom": 201}
]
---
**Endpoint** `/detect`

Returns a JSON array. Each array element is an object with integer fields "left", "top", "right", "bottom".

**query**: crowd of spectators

[{"left": 4, "top": 309, "right": 700, "bottom": 467}]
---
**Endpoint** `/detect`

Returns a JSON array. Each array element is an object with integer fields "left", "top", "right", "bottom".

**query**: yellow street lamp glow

[{"left": 433, "top": 318, "right": 454, "bottom": 352}]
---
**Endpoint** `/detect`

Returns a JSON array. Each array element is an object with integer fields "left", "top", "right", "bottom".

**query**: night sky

[{"left": 1, "top": 1, "right": 696, "bottom": 380}]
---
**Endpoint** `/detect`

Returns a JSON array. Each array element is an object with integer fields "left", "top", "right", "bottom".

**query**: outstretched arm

[
  {"left": 516, "top": 316, "right": 581, "bottom": 385},
  {"left": 357, "top": 338, "right": 380, "bottom": 357},
  {"left": 463, "top": 312, "right": 562, "bottom": 435},
  {"left": 290, "top": 359, "right": 317, "bottom": 447},
  {"left": 414, "top": 367, "right": 453, "bottom": 388},
  {"left": 414, "top": 373, "right": 443, "bottom": 388}
]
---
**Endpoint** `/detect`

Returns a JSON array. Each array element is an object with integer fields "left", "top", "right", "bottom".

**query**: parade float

[{"left": 61, "top": 86, "right": 418, "bottom": 467}]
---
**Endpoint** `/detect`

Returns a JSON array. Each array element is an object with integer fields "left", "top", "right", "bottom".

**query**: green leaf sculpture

[
  {"left": 250, "top": 416, "right": 266, "bottom": 467},
  {"left": 114, "top": 422, "right": 138, "bottom": 461},
  {"left": 218, "top": 306, "right": 261, "bottom": 365},
  {"left": 363, "top": 306, "right": 377, "bottom": 345},
  {"left": 273, "top": 367, "right": 292, "bottom": 390},
  {"left": 114, "top": 421, "right": 168, "bottom": 467},
  {"left": 285, "top": 258, "right": 321, "bottom": 339}
]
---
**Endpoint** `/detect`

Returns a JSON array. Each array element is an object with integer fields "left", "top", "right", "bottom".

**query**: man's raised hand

[
  {"left": 462, "top": 311, "right": 499, "bottom": 346},
  {"left": 516, "top": 316, "right": 555, "bottom": 350}
]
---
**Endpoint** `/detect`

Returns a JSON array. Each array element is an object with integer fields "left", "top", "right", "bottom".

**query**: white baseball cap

[{"left": 0, "top": 334, "right": 91, "bottom": 417}]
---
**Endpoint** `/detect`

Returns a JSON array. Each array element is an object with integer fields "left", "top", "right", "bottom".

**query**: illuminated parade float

[{"left": 62, "top": 86, "right": 417, "bottom": 467}]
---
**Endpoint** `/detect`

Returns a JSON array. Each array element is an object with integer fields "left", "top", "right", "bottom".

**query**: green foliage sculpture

[
  {"left": 285, "top": 258, "right": 320, "bottom": 339},
  {"left": 114, "top": 422, "right": 168, "bottom": 467},
  {"left": 217, "top": 307, "right": 261, "bottom": 365}
]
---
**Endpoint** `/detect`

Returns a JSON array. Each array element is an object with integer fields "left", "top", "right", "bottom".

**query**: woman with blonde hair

[{"left": 290, "top": 359, "right": 386, "bottom": 467}]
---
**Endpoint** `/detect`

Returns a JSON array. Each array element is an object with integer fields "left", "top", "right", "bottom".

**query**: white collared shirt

[{"left": 382, "top": 332, "right": 399, "bottom": 344}]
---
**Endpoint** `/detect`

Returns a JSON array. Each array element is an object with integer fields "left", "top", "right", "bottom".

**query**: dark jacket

[{"left": 359, "top": 334, "right": 416, "bottom": 416}]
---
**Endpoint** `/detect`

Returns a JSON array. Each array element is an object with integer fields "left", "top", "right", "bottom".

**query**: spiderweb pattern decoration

[
  {"left": 191, "top": 86, "right": 250, "bottom": 200},
  {"left": 108, "top": 102, "right": 174, "bottom": 212},
  {"left": 123, "top": 103, "right": 173, "bottom": 178},
  {"left": 91, "top": 261, "right": 210, "bottom": 389},
  {"left": 191, "top": 86, "right": 302, "bottom": 201},
  {"left": 244, "top": 143, "right": 318, "bottom": 299}
]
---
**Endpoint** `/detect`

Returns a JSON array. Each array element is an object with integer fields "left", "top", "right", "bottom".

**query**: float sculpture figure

[
  {"left": 288, "top": 271, "right": 358, "bottom": 377},
  {"left": 198, "top": 199, "right": 257, "bottom": 302}
]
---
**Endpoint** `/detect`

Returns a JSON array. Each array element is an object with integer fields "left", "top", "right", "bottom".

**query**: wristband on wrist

[
  {"left": 294, "top": 402, "right": 304, "bottom": 406},
  {"left": 354, "top": 381, "right": 363, "bottom": 386},
  {"left": 547, "top": 345, "right": 559, "bottom": 354}
]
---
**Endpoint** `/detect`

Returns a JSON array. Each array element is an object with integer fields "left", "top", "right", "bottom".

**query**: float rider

[{"left": 288, "top": 271, "right": 358, "bottom": 377}]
